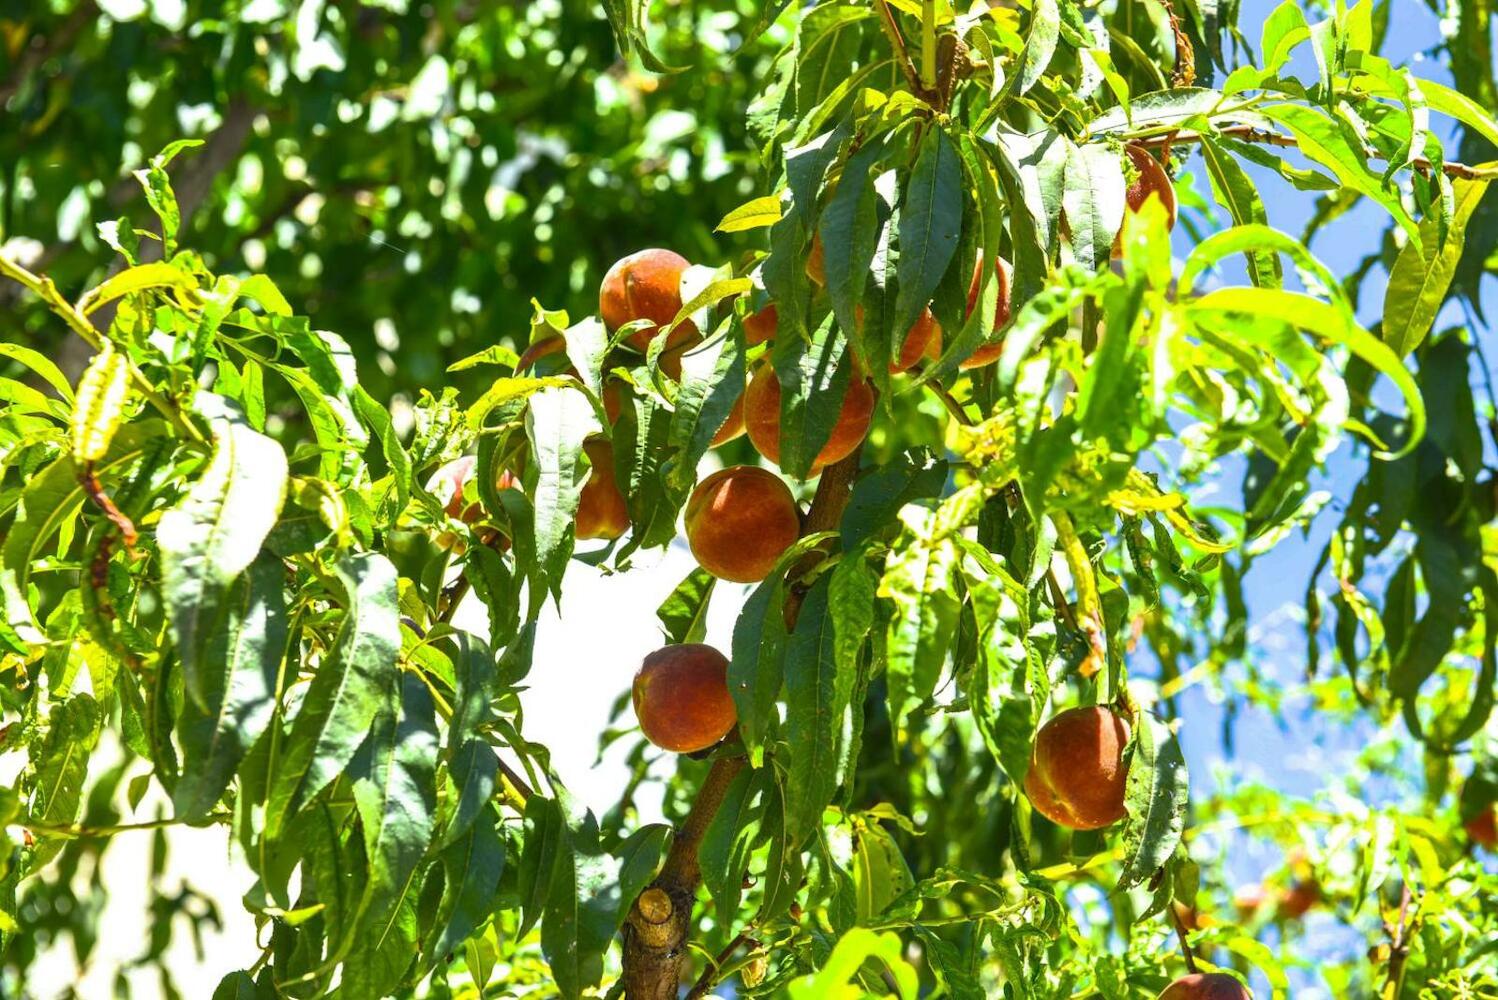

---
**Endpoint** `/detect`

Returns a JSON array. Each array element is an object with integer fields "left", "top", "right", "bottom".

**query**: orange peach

[
  {"left": 576, "top": 438, "right": 630, "bottom": 540},
  {"left": 744, "top": 303, "right": 778, "bottom": 346},
  {"left": 1023, "top": 706, "right": 1130, "bottom": 830},
  {"left": 1114, "top": 145, "right": 1177, "bottom": 255},
  {"left": 960, "top": 257, "right": 1013, "bottom": 370},
  {"left": 1275, "top": 880, "right": 1319, "bottom": 919},
  {"left": 685, "top": 466, "right": 800, "bottom": 583},
  {"left": 710, "top": 393, "right": 746, "bottom": 447},
  {"left": 632, "top": 644, "right": 738, "bottom": 752},
  {"left": 1158, "top": 974, "right": 1252, "bottom": 1000},
  {"left": 806, "top": 234, "right": 826, "bottom": 286},
  {"left": 743, "top": 363, "right": 875, "bottom": 475},
  {"left": 889, "top": 307, "right": 942, "bottom": 374},
  {"left": 600, "top": 248, "right": 696, "bottom": 353}
]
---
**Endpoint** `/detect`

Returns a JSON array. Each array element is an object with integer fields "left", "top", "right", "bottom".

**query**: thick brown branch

[{"left": 620, "top": 448, "right": 863, "bottom": 999}]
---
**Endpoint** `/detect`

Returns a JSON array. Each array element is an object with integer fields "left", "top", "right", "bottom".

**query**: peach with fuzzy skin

[
  {"left": 744, "top": 303, "right": 778, "bottom": 346},
  {"left": 743, "top": 363, "right": 875, "bottom": 475},
  {"left": 576, "top": 438, "right": 630, "bottom": 540},
  {"left": 1114, "top": 145, "right": 1178, "bottom": 256},
  {"left": 889, "top": 307, "right": 942, "bottom": 373},
  {"left": 600, "top": 248, "right": 696, "bottom": 353},
  {"left": 1468, "top": 806, "right": 1498, "bottom": 850},
  {"left": 685, "top": 466, "right": 800, "bottom": 583},
  {"left": 1023, "top": 706, "right": 1131, "bottom": 830},
  {"left": 1276, "top": 880, "right": 1320, "bottom": 919},
  {"left": 632, "top": 644, "right": 738, "bottom": 752},
  {"left": 806, "top": 235, "right": 827, "bottom": 286},
  {"left": 961, "top": 257, "right": 1013, "bottom": 370},
  {"left": 710, "top": 393, "right": 746, "bottom": 447},
  {"left": 1158, "top": 974, "right": 1253, "bottom": 1000}
]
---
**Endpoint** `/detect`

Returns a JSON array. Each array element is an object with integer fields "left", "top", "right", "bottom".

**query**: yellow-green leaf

[{"left": 715, "top": 195, "right": 783, "bottom": 232}]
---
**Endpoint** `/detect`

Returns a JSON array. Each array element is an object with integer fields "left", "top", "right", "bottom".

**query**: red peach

[
  {"left": 960, "top": 257, "right": 1013, "bottom": 370},
  {"left": 1158, "top": 973, "right": 1253, "bottom": 1000},
  {"left": 685, "top": 466, "right": 800, "bottom": 583},
  {"left": 632, "top": 644, "right": 738, "bottom": 752},
  {"left": 576, "top": 438, "right": 630, "bottom": 541},
  {"left": 600, "top": 248, "right": 696, "bottom": 353},
  {"left": 743, "top": 363, "right": 874, "bottom": 475},
  {"left": 1023, "top": 706, "right": 1131, "bottom": 830}
]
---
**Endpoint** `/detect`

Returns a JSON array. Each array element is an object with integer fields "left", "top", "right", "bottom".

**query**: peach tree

[{"left": 3, "top": 1, "right": 1498, "bottom": 998}]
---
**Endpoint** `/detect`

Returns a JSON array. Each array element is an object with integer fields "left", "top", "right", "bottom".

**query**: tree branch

[
  {"left": 874, "top": 1, "right": 923, "bottom": 95},
  {"left": 1130, "top": 123, "right": 1498, "bottom": 181},
  {"left": 619, "top": 447, "right": 863, "bottom": 999}
]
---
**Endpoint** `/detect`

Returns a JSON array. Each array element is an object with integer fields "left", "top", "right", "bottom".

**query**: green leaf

[
  {"left": 353, "top": 384, "right": 412, "bottom": 522},
  {"left": 699, "top": 765, "right": 765, "bottom": 919},
  {"left": 172, "top": 554, "right": 289, "bottom": 820},
  {"left": 1116, "top": 714, "right": 1189, "bottom": 892},
  {"left": 0, "top": 343, "right": 74, "bottom": 403},
  {"left": 341, "top": 672, "right": 440, "bottom": 997},
  {"left": 158, "top": 394, "right": 288, "bottom": 708},
  {"left": 892, "top": 127, "right": 963, "bottom": 346},
  {"left": 526, "top": 386, "right": 601, "bottom": 594},
  {"left": 427, "top": 808, "right": 505, "bottom": 961},
  {"left": 880, "top": 506, "right": 960, "bottom": 741},
  {"left": 614, "top": 823, "right": 670, "bottom": 925},
  {"left": 1199, "top": 138, "right": 1283, "bottom": 288},
  {"left": 1260, "top": 0, "right": 1310, "bottom": 74},
  {"left": 1261, "top": 104, "right": 1420, "bottom": 242},
  {"left": 1383, "top": 175, "right": 1492, "bottom": 356},
  {"left": 1017, "top": 0, "right": 1060, "bottom": 95},
  {"left": 1, "top": 422, "right": 165, "bottom": 645},
  {"left": 266, "top": 553, "right": 401, "bottom": 836},
  {"left": 541, "top": 791, "right": 622, "bottom": 999},
  {"left": 666, "top": 325, "right": 745, "bottom": 494},
  {"left": 716, "top": 194, "right": 784, "bottom": 232},
  {"left": 1062, "top": 142, "right": 1127, "bottom": 271},
  {"left": 26, "top": 695, "right": 101, "bottom": 868},
  {"left": 783, "top": 574, "right": 858, "bottom": 847},
  {"left": 656, "top": 566, "right": 716, "bottom": 645},
  {"left": 729, "top": 575, "right": 790, "bottom": 768},
  {"left": 1188, "top": 287, "right": 1426, "bottom": 457},
  {"left": 770, "top": 313, "right": 855, "bottom": 479}
]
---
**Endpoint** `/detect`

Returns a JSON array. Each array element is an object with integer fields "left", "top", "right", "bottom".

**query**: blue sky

[{"left": 1157, "top": 1, "right": 1496, "bottom": 993}]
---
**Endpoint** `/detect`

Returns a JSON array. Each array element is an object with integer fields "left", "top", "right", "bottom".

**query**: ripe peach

[
  {"left": 960, "top": 257, "right": 1013, "bottom": 370},
  {"left": 1114, "top": 145, "right": 1177, "bottom": 255},
  {"left": 1023, "top": 706, "right": 1130, "bottom": 830},
  {"left": 744, "top": 303, "right": 778, "bottom": 346},
  {"left": 743, "top": 363, "right": 875, "bottom": 475},
  {"left": 427, "top": 456, "right": 518, "bottom": 522},
  {"left": 1467, "top": 807, "right": 1498, "bottom": 850},
  {"left": 632, "top": 644, "right": 738, "bottom": 752},
  {"left": 710, "top": 393, "right": 746, "bottom": 447},
  {"left": 806, "top": 235, "right": 826, "bottom": 286},
  {"left": 685, "top": 466, "right": 800, "bottom": 583},
  {"left": 1158, "top": 973, "right": 1252, "bottom": 1000},
  {"left": 600, "top": 248, "right": 696, "bottom": 353},
  {"left": 889, "top": 306, "right": 942, "bottom": 374},
  {"left": 1276, "top": 880, "right": 1319, "bottom": 919},
  {"left": 1232, "top": 884, "right": 1268, "bottom": 919},
  {"left": 576, "top": 438, "right": 630, "bottom": 540}
]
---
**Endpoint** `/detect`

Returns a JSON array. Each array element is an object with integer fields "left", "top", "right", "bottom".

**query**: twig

[
  {"left": 25, "top": 811, "right": 231, "bottom": 838},
  {"left": 919, "top": 0, "right": 937, "bottom": 91},
  {"left": 0, "top": 252, "right": 207, "bottom": 446},
  {"left": 684, "top": 932, "right": 750, "bottom": 999},
  {"left": 1128, "top": 123, "right": 1498, "bottom": 181},
  {"left": 1382, "top": 883, "right": 1414, "bottom": 1000},
  {"left": 496, "top": 755, "right": 536, "bottom": 804},
  {"left": 620, "top": 448, "right": 864, "bottom": 999},
  {"left": 1169, "top": 903, "right": 1199, "bottom": 974},
  {"left": 874, "top": 1, "right": 923, "bottom": 95},
  {"left": 923, "top": 376, "right": 974, "bottom": 427}
]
